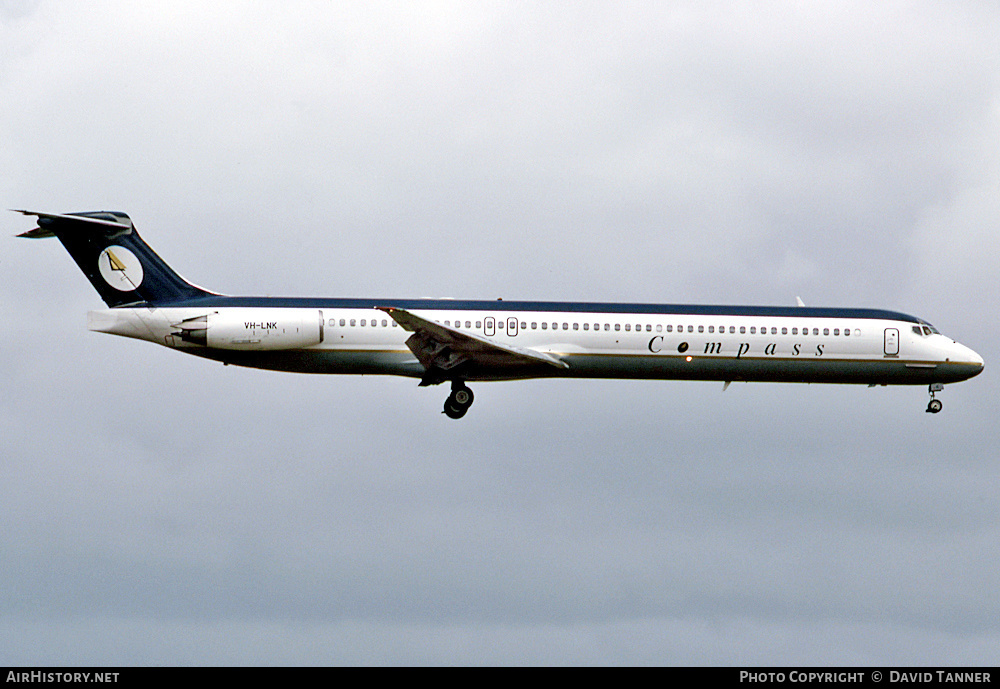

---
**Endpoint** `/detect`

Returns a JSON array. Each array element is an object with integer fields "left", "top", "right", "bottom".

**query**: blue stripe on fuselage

[{"left": 143, "top": 295, "right": 923, "bottom": 323}]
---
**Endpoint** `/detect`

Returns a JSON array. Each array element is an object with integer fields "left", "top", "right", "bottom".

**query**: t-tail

[{"left": 14, "top": 210, "right": 213, "bottom": 307}]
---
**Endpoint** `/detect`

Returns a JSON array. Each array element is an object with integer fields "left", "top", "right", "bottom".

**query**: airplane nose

[
  {"left": 957, "top": 342, "right": 984, "bottom": 376},
  {"left": 970, "top": 348, "right": 985, "bottom": 372}
]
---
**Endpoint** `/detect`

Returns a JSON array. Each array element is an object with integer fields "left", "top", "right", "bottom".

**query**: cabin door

[{"left": 884, "top": 328, "right": 899, "bottom": 356}]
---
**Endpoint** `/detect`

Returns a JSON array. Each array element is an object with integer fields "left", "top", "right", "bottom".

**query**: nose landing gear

[
  {"left": 926, "top": 383, "right": 944, "bottom": 414},
  {"left": 443, "top": 381, "right": 475, "bottom": 419}
]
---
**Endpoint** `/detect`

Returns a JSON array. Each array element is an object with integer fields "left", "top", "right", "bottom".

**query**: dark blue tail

[{"left": 16, "top": 210, "right": 213, "bottom": 307}]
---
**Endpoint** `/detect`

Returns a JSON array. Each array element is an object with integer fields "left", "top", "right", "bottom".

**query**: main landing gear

[
  {"left": 443, "top": 381, "right": 475, "bottom": 419},
  {"left": 926, "top": 383, "right": 944, "bottom": 414}
]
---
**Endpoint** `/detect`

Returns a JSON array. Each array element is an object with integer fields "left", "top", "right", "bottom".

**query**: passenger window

[
  {"left": 625, "top": 324, "right": 631, "bottom": 331},
  {"left": 813, "top": 328, "right": 819, "bottom": 336},
  {"left": 573, "top": 323, "right": 579, "bottom": 330},
  {"left": 823, "top": 328, "right": 829, "bottom": 336},
  {"left": 697, "top": 325, "right": 704, "bottom": 333},
  {"left": 792, "top": 327, "right": 797, "bottom": 335},
  {"left": 781, "top": 327, "right": 787, "bottom": 335},
  {"left": 521, "top": 322, "right": 526, "bottom": 329},
  {"left": 615, "top": 324, "right": 621, "bottom": 331},
  {"left": 583, "top": 323, "right": 589, "bottom": 331},
  {"left": 360, "top": 319, "right": 366, "bottom": 327},
  {"left": 349, "top": 319, "right": 356, "bottom": 327},
  {"left": 531, "top": 322, "right": 537, "bottom": 329},
  {"left": 740, "top": 326, "right": 746, "bottom": 334},
  {"left": 708, "top": 326, "right": 715, "bottom": 334},
  {"left": 340, "top": 319, "right": 346, "bottom": 327},
  {"left": 562, "top": 323, "right": 568, "bottom": 330},
  {"left": 750, "top": 327, "right": 756, "bottom": 334},
  {"left": 666, "top": 325, "right": 673, "bottom": 333},
  {"left": 541, "top": 322, "right": 547, "bottom": 330},
  {"left": 656, "top": 324, "right": 662, "bottom": 332},
  {"left": 834, "top": 328, "right": 840, "bottom": 336}
]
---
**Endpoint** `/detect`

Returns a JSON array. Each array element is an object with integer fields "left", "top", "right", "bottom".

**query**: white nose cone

[
  {"left": 967, "top": 346, "right": 985, "bottom": 369},
  {"left": 953, "top": 341, "right": 984, "bottom": 375}
]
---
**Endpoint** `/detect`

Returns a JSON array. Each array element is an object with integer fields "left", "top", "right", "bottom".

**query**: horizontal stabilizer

[{"left": 12, "top": 210, "right": 133, "bottom": 238}]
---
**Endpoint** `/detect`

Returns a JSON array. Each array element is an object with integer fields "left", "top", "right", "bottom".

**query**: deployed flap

[{"left": 378, "top": 306, "right": 568, "bottom": 384}]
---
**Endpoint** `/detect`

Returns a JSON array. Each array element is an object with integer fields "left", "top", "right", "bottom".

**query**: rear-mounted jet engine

[{"left": 173, "top": 310, "right": 323, "bottom": 350}]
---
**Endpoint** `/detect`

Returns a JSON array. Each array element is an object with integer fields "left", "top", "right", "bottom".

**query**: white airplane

[{"left": 16, "top": 210, "right": 983, "bottom": 418}]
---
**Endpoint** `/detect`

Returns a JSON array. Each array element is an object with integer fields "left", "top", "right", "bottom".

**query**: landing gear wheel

[
  {"left": 442, "top": 383, "right": 474, "bottom": 419},
  {"left": 452, "top": 387, "right": 473, "bottom": 407},
  {"left": 443, "top": 402, "right": 468, "bottom": 419},
  {"left": 926, "top": 383, "right": 944, "bottom": 414}
]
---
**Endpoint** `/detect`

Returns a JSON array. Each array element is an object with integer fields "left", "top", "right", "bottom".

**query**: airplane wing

[{"left": 378, "top": 306, "right": 568, "bottom": 385}]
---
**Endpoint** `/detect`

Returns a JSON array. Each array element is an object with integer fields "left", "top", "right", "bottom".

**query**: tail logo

[{"left": 98, "top": 246, "right": 144, "bottom": 291}]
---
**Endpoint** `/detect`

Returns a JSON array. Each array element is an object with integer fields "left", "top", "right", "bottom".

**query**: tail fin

[{"left": 14, "top": 210, "right": 214, "bottom": 307}]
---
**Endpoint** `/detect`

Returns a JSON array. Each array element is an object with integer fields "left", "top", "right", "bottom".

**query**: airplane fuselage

[{"left": 89, "top": 297, "right": 984, "bottom": 387}]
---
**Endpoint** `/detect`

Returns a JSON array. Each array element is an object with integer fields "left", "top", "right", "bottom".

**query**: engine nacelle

[{"left": 174, "top": 309, "right": 324, "bottom": 350}]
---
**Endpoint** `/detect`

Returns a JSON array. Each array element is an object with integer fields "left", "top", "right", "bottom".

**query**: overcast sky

[{"left": 2, "top": 0, "right": 998, "bottom": 665}]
